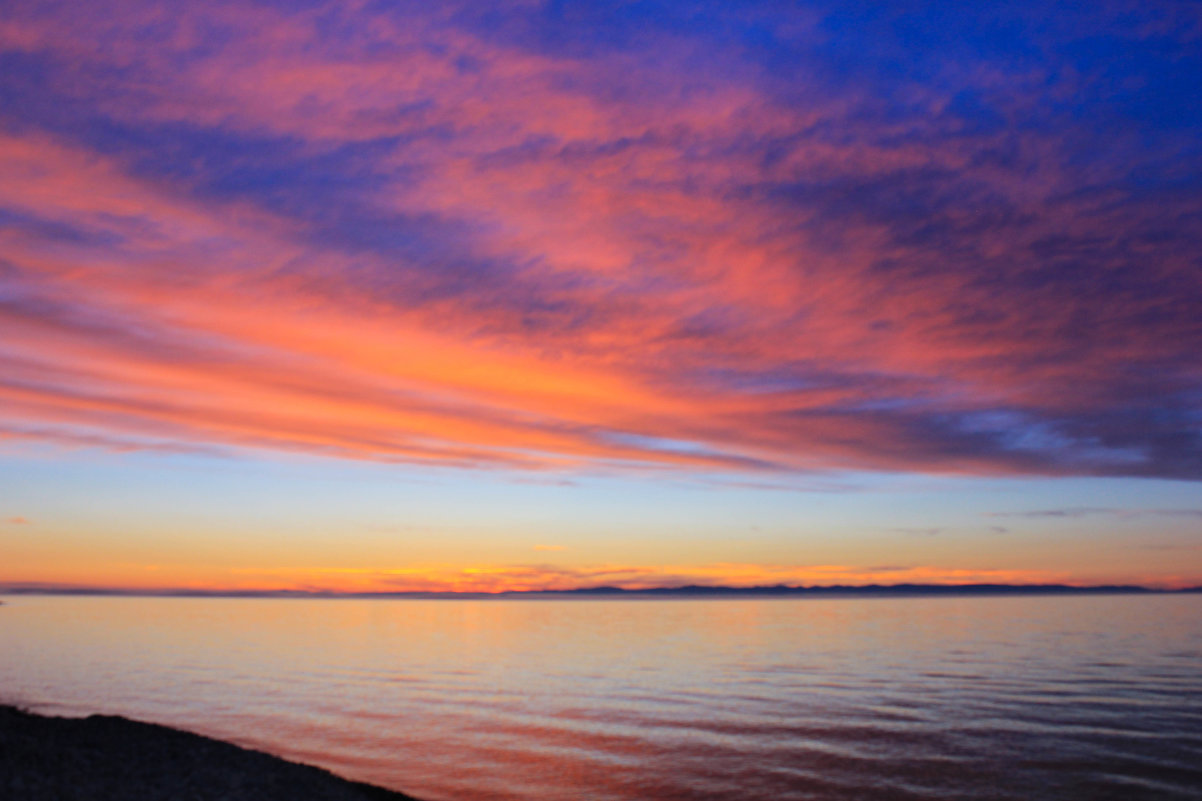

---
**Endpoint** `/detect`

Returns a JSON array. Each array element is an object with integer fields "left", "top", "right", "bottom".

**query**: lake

[{"left": 1, "top": 594, "right": 1199, "bottom": 800}]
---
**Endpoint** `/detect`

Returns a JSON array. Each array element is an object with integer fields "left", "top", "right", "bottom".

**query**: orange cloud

[
  {"left": 1, "top": 0, "right": 1199, "bottom": 481},
  {"left": 196, "top": 562, "right": 1070, "bottom": 594}
]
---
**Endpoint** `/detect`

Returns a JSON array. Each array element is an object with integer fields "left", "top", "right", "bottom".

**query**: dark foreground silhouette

[{"left": 0, "top": 705, "right": 420, "bottom": 801}]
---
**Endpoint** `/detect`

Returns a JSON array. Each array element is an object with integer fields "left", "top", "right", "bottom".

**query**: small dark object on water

[{"left": 0, "top": 705, "right": 420, "bottom": 801}]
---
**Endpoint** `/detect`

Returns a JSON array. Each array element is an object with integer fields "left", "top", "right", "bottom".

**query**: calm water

[{"left": 1, "top": 594, "right": 1200, "bottom": 800}]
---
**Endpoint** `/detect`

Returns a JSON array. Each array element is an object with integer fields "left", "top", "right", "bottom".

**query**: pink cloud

[{"left": 1, "top": 1, "right": 1199, "bottom": 479}]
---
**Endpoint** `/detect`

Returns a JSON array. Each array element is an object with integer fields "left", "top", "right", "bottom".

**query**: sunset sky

[{"left": 2, "top": 0, "right": 1200, "bottom": 592}]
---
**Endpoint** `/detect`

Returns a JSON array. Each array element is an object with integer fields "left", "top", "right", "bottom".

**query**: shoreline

[{"left": 0, "top": 705, "right": 421, "bottom": 801}]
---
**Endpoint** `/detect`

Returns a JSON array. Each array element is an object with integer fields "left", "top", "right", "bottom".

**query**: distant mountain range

[{"left": 1, "top": 583, "right": 1200, "bottom": 599}]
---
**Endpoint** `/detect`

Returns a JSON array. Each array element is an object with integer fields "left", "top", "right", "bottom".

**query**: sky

[{"left": 1, "top": 0, "right": 1201, "bottom": 592}]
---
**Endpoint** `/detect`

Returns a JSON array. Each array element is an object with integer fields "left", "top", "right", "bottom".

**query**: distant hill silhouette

[{"left": 2, "top": 583, "right": 1199, "bottom": 599}]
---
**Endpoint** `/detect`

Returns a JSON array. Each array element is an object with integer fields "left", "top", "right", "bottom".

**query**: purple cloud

[{"left": 0, "top": 1, "right": 1199, "bottom": 478}]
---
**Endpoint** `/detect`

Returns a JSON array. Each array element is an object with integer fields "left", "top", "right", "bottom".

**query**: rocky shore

[{"left": 0, "top": 705, "right": 420, "bottom": 801}]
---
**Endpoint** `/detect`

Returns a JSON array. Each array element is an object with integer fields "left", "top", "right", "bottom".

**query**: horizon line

[{"left": 3, "top": 582, "right": 1201, "bottom": 600}]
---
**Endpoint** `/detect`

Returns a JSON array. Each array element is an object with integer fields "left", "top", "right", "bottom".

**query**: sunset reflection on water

[{"left": 2, "top": 595, "right": 1200, "bottom": 800}]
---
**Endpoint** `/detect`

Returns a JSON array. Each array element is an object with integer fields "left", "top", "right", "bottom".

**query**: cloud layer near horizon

[
  {"left": 0, "top": 562, "right": 1079, "bottom": 595},
  {"left": 2, "top": 0, "right": 1200, "bottom": 478}
]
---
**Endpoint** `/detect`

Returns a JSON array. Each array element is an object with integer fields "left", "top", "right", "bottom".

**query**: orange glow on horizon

[{"left": 5, "top": 562, "right": 1198, "bottom": 595}]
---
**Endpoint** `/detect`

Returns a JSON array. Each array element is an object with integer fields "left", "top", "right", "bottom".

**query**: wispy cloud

[
  {"left": 4, "top": 516, "right": 31, "bottom": 525},
  {"left": 989, "top": 508, "right": 1202, "bottom": 520},
  {"left": 888, "top": 527, "right": 943, "bottom": 537},
  {"left": 172, "top": 561, "right": 1073, "bottom": 593},
  {"left": 1, "top": 1, "right": 1200, "bottom": 478}
]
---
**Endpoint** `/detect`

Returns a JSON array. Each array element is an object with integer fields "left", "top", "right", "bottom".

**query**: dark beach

[{"left": 0, "top": 705, "right": 420, "bottom": 801}]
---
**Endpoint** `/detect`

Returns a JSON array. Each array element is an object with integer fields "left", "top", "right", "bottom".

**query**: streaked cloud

[
  {"left": 889, "top": 527, "right": 943, "bottom": 537},
  {"left": 39, "top": 561, "right": 1073, "bottom": 594},
  {"left": 1, "top": 0, "right": 1199, "bottom": 479},
  {"left": 989, "top": 508, "right": 1202, "bottom": 520}
]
